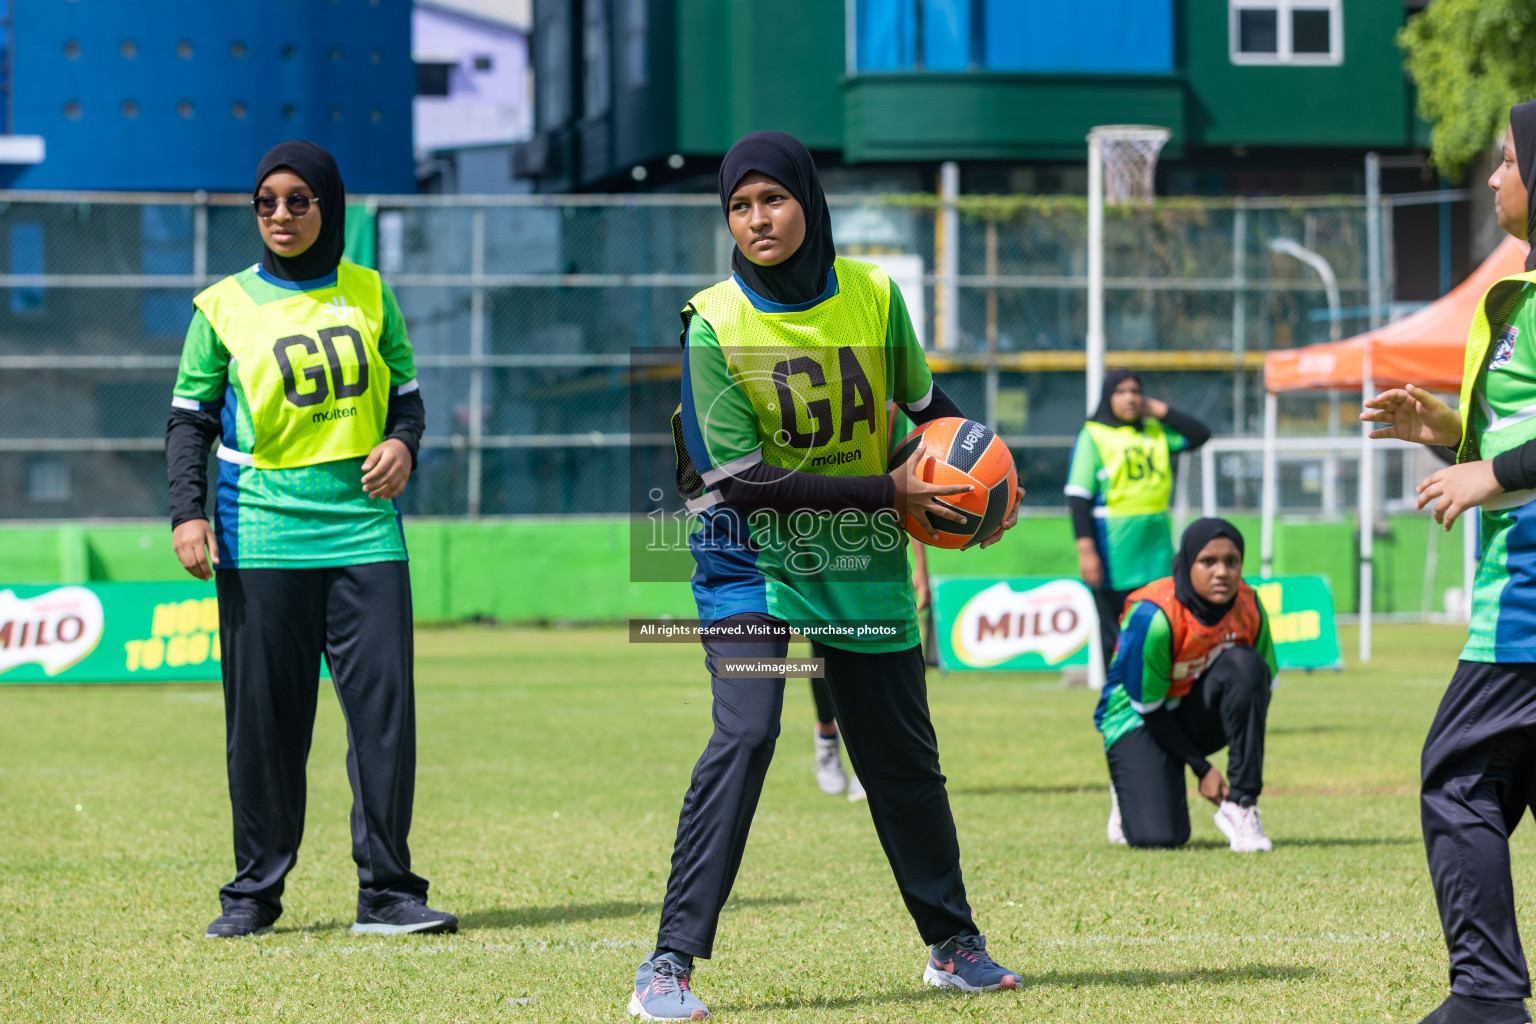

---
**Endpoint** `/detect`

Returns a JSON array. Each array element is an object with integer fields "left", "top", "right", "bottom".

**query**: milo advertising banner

[
  {"left": 0, "top": 582, "right": 227, "bottom": 684},
  {"left": 1247, "top": 575, "right": 1343, "bottom": 670},
  {"left": 932, "top": 574, "right": 1341, "bottom": 675},
  {"left": 933, "top": 577, "right": 1098, "bottom": 672}
]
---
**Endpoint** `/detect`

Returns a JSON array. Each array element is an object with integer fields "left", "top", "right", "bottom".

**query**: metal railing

[{"left": 0, "top": 188, "right": 1446, "bottom": 519}]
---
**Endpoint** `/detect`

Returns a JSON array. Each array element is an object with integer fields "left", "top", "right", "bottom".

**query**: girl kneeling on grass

[
  {"left": 1093, "top": 518, "right": 1277, "bottom": 852},
  {"left": 1363, "top": 99, "right": 1536, "bottom": 1024}
]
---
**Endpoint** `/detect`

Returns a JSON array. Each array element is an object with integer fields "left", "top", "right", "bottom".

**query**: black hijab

[
  {"left": 717, "top": 131, "right": 836, "bottom": 306},
  {"left": 1172, "top": 517, "right": 1246, "bottom": 627},
  {"left": 1091, "top": 369, "right": 1144, "bottom": 429},
  {"left": 1512, "top": 102, "right": 1536, "bottom": 272},
  {"left": 253, "top": 140, "right": 346, "bottom": 282}
]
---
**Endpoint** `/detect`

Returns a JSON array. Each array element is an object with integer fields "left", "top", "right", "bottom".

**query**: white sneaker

[
  {"left": 1107, "top": 784, "right": 1127, "bottom": 845},
  {"left": 1214, "top": 800, "right": 1273, "bottom": 852},
  {"left": 814, "top": 732, "right": 847, "bottom": 795},
  {"left": 847, "top": 771, "right": 866, "bottom": 802}
]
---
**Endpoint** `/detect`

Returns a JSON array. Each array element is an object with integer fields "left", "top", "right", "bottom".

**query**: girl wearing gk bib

[
  {"left": 627, "top": 132, "right": 1021, "bottom": 1021},
  {"left": 1363, "top": 100, "right": 1536, "bottom": 1024},
  {"left": 1093, "top": 518, "right": 1276, "bottom": 853},
  {"left": 1066, "top": 371, "right": 1210, "bottom": 669},
  {"left": 164, "top": 141, "right": 455, "bottom": 939}
]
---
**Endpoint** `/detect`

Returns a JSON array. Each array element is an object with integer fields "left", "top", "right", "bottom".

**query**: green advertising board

[
  {"left": 932, "top": 574, "right": 1341, "bottom": 673},
  {"left": 932, "top": 576, "right": 1097, "bottom": 672},
  {"left": 0, "top": 581, "right": 224, "bottom": 684},
  {"left": 1247, "top": 575, "right": 1343, "bottom": 671}
]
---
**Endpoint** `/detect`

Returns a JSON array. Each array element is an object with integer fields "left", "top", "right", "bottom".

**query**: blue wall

[{"left": 8, "top": 0, "right": 415, "bottom": 193}]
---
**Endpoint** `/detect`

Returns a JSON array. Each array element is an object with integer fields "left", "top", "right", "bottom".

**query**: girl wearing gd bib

[{"left": 165, "top": 141, "right": 455, "bottom": 940}]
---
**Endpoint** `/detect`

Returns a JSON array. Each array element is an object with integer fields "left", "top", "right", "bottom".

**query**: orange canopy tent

[{"left": 1264, "top": 236, "right": 1530, "bottom": 393}]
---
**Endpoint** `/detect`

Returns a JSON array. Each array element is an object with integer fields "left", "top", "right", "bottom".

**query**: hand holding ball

[{"left": 887, "top": 417, "right": 1020, "bottom": 549}]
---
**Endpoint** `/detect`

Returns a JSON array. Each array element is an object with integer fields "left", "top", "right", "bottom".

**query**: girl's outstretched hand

[{"left": 1361, "top": 384, "right": 1461, "bottom": 447}]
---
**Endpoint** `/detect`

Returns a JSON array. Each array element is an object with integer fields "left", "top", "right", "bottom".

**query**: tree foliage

[{"left": 1399, "top": 0, "right": 1536, "bottom": 181}]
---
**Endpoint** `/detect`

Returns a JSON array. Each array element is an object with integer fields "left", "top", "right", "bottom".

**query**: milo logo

[{"left": 0, "top": 586, "right": 105, "bottom": 677}]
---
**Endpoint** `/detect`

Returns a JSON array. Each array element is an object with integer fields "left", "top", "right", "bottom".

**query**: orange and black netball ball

[{"left": 888, "top": 417, "right": 1018, "bottom": 549}]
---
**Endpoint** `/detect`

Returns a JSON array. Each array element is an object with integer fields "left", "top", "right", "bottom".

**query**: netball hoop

[{"left": 1085, "top": 125, "right": 1171, "bottom": 413}]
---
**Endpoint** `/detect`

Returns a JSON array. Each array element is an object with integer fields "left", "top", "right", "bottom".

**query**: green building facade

[{"left": 517, "top": 0, "right": 1428, "bottom": 193}]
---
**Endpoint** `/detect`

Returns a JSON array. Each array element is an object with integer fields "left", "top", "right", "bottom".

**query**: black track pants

[
  {"left": 655, "top": 614, "right": 978, "bottom": 959},
  {"left": 810, "top": 678, "right": 836, "bottom": 726},
  {"left": 1422, "top": 660, "right": 1536, "bottom": 1000},
  {"left": 1106, "top": 644, "right": 1272, "bottom": 848},
  {"left": 214, "top": 562, "right": 428, "bottom": 920},
  {"left": 1093, "top": 586, "right": 1135, "bottom": 668}
]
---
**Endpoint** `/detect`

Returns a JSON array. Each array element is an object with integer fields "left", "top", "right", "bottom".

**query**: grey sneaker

[
  {"left": 629, "top": 952, "right": 709, "bottom": 1020},
  {"left": 923, "top": 934, "right": 1020, "bottom": 992},
  {"left": 351, "top": 900, "right": 458, "bottom": 935}
]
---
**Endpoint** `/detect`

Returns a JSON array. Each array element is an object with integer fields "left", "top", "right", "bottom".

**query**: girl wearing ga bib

[
  {"left": 1067, "top": 370, "right": 1211, "bottom": 670},
  {"left": 1093, "top": 518, "right": 1277, "bottom": 852},
  {"left": 163, "top": 141, "right": 455, "bottom": 940},
  {"left": 628, "top": 131, "right": 1021, "bottom": 1022},
  {"left": 1363, "top": 100, "right": 1536, "bottom": 1024}
]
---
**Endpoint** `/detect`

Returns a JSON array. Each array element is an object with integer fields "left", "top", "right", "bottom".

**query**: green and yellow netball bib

[
  {"left": 685, "top": 258, "right": 894, "bottom": 477},
  {"left": 1066, "top": 419, "right": 1185, "bottom": 590},
  {"left": 194, "top": 261, "right": 388, "bottom": 470},
  {"left": 1081, "top": 419, "right": 1175, "bottom": 515}
]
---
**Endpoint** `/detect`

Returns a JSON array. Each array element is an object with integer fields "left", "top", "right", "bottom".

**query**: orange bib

[{"left": 1125, "top": 577, "right": 1263, "bottom": 699}]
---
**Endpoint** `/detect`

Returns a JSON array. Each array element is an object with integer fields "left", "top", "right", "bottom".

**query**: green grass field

[{"left": 0, "top": 622, "right": 1518, "bottom": 1022}]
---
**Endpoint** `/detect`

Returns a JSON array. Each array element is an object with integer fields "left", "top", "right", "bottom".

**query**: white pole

[
  {"left": 1261, "top": 391, "right": 1278, "bottom": 577},
  {"left": 1172, "top": 450, "right": 1191, "bottom": 534},
  {"left": 1086, "top": 133, "right": 1105, "bottom": 413},
  {"left": 1359, "top": 365, "right": 1374, "bottom": 663},
  {"left": 1087, "top": 599, "right": 1106, "bottom": 691},
  {"left": 1201, "top": 444, "right": 1217, "bottom": 518},
  {"left": 1366, "top": 151, "right": 1383, "bottom": 331},
  {"left": 467, "top": 207, "right": 486, "bottom": 518},
  {"left": 1232, "top": 199, "right": 1248, "bottom": 433},
  {"left": 1462, "top": 507, "right": 1478, "bottom": 622},
  {"left": 939, "top": 161, "right": 960, "bottom": 352},
  {"left": 1323, "top": 395, "right": 1339, "bottom": 514}
]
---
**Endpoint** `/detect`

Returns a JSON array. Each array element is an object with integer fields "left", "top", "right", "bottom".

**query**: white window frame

[{"left": 1229, "top": 0, "right": 1343, "bottom": 66}]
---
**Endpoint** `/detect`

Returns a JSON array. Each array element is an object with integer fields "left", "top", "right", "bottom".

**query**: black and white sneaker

[
  {"left": 205, "top": 909, "right": 275, "bottom": 939},
  {"left": 351, "top": 900, "right": 459, "bottom": 935}
]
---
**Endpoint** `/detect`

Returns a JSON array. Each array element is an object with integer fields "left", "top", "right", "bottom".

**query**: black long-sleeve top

[
  {"left": 165, "top": 390, "right": 425, "bottom": 529},
  {"left": 1067, "top": 406, "right": 1212, "bottom": 542},
  {"left": 1493, "top": 438, "right": 1536, "bottom": 492}
]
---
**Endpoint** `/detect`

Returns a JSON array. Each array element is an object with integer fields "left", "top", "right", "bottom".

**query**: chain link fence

[{"left": 0, "top": 190, "right": 1414, "bottom": 520}]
